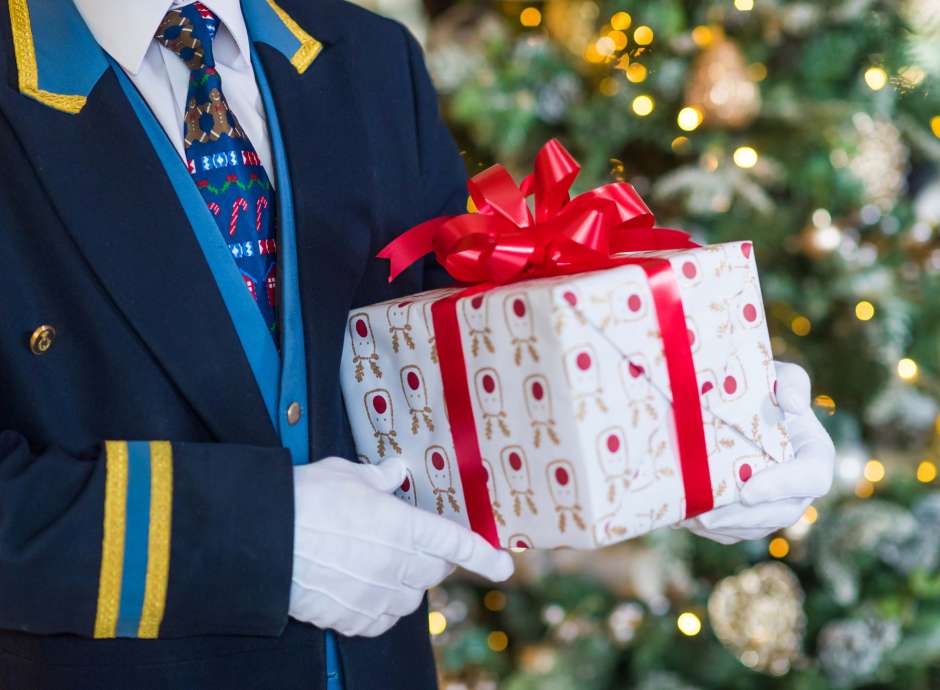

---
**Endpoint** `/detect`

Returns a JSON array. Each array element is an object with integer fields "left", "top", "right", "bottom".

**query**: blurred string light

[
  {"left": 487, "top": 630, "right": 509, "bottom": 652},
  {"left": 917, "top": 460, "right": 938, "bottom": 483},
  {"left": 804, "top": 506, "right": 818, "bottom": 524},
  {"left": 691, "top": 25, "right": 714, "bottom": 48},
  {"left": 671, "top": 135, "right": 690, "bottom": 152},
  {"left": 429, "top": 611, "right": 447, "bottom": 636},
  {"left": 747, "top": 62, "right": 768, "bottom": 81},
  {"left": 856, "top": 480, "right": 875, "bottom": 498},
  {"left": 632, "top": 94, "right": 654, "bottom": 116},
  {"left": 599, "top": 77, "right": 619, "bottom": 96},
  {"left": 677, "top": 106, "right": 703, "bottom": 131},
  {"left": 734, "top": 0, "right": 754, "bottom": 10},
  {"left": 608, "top": 30, "right": 628, "bottom": 50},
  {"left": 814, "top": 394, "right": 836, "bottom": 415},
  {"left": 483, "top": 590, "right": 506, "bottom": 612},
  {"left": 626, "top": 62, "right": 647, "bottom": 82},
  {"left": 519, "top": 6, "right": 541, "bottom": 27},
  {"left": 610, "top": 11, "right": 632, "bottom": 31},
  {"left": 931, "top": 115, "right": 940, "bottom": 138},
  {"left": 677, "top": 612, "right": 702, "bottom": 636},
  {"left": 791, "top": 315, "right": 811, "bottom": 336},
  {"left": 595, "top": 35, "right": 617, "bottom": 57},
  {"left": 864, "top": 66, "right": 888, "bottom": 91},
  {"left": 733, "top": 145, "right": 758, "bottom": 168},
  {"left": 864, "top": 459, "right": 886, "bottom": 483},
  {"left": 768, "top": 537, "right": 790, "bottom": 558},
  {"left": 633, "top": 25, "right": 654, "bottom": 45},
  {"left": 855, "top": 300, "right": 875, "bottom": 321},
  {"left": 897, "top": 357, "right": 919, "bottom": 381}
]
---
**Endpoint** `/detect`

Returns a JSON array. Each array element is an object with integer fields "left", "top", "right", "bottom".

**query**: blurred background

[{"left": 354, "top": 1, "right": 940, "bottom": 687}]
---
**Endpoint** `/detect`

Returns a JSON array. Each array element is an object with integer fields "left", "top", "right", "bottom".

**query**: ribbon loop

[{"left": 379, "top": 138, "right": 698, "bottom": 284}]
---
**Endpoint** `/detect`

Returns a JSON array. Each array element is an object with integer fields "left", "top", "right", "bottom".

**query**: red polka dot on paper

[
  {"left": 431, "top": 452, "right": 445, "bottom": 470},
  {"left": 606, "top": 434, "right": 621, "bottom": 453},
  {"left": 629, "top": 362, "right": 644, "bottom": 378},
  {"left": 400, "top": 476, "right": 411, "bottom": 492},
  {"left": 743, "top": 304, "right": 758, "bottom": 322},
  {"left": 723, "top": 376, "right": 738, "bottom": 395},
  {"left": 531, "top": 381, "right": 544, "bottom": 400},
  {"left": 372, "top": 396, "right": 387, "bottom": 413},
  {"left": 682, "top": 262, "right": 697, "bottom": 279},
  {"left": 687, "top": 328, "right": 696, "bottom": 345},
  {"left": 701, "top": 381, "right": 714, "bottom": 394},
  {"left": 563, "top": 291, "right": 578, "bottom": 306},
  {"left": 355, "top": 319, "right": 368, "bottom": 337},
  {"left": 515, "top": 539, "right": 529, "bottom": 548},
  {"left": 627, "top": 294, "right": 642, "bottom": 312},
  {"left": 576, "top": 352, "right": 592, "bottom": 370},
  {"left": 741, "top": 242, "right": 752, "bottom": 258},
  {"left": 738, "top": 463, "right": 753, "bottom": 482},
  {"left": 482, "top": 374, "right": 496, "bottom": 393},
  {"left": 406, "top": 371, "right": 420, "bottom": 390},
  {"left": 509, "top": 452, "right": 522, "bottom": 471},
  {"left": 397, "top": 301, "right": 410, "bottom": 308},
  {"left": 471, "top": 295, "right": 484, "bottom": 309},
  {"left": 554, "top": 467, "right": 570, "bottom": 486},
  {"left": 512, "top": 298, "right": 526, "bottom": 317}
]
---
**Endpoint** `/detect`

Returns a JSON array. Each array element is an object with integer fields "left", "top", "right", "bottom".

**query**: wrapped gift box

[{"left": 340, "top": 241, "right": 791, "bottom": 549}]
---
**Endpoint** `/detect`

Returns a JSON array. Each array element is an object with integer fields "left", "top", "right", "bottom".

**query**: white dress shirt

[{"left": 73, "top": 0, "right": 275, "bottom": 180}]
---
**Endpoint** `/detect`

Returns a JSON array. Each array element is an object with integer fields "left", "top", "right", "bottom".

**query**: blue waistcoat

[{"left": 0, "top": 0, "right": 464, "bottom": 688}]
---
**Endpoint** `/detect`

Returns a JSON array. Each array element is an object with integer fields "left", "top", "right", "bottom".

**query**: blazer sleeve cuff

[{"left": 92, "top": 440, "right": 295, "bottom": 639}]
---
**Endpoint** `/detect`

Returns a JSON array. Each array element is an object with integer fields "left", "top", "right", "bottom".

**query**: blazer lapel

[
  {"left": 8, "top": 68, "right": 280, "bottom": 446},
  {"left": 246, "top": 2, "right": 377, "bottom": 457}
]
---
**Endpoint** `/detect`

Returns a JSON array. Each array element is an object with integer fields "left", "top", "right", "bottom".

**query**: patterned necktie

[{"left": 156, "top": 2, "right": 278, "bottom": 344}]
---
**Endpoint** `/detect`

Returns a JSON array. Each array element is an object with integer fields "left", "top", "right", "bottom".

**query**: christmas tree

[{"left": 357, "top": 0, "right": 940, "bottom": 687}]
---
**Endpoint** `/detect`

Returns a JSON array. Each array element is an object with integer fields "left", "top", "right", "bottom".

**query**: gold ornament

[
  {"left": 685, "top": 38, "right": 761, "bottom": 129},
  {"left": 707, "top": 562, "right": 806, "bottom": 676},
  {"left": 846, "top": 113, "right": 909, "bottom": 211}
]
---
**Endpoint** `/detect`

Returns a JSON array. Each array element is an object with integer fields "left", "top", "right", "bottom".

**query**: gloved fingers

[
  {"left": 293, "top": 552, "right": 423, "bottom": 618},
  {"left": 318, "top": 456, "right": 407, "bottom": 494},
  {"left": 401, "top": 554, "right": 455, "bottom": 591},
  {"left": 694, "top": 497, "right": 812, "bottom": 532},
  {"left": 683, "top": 522, "right": 743, "bottom": 544},
  {"left": 773, "top": 361, "right": 811, "bottom": 414},
  {"left": 740, "top": 443, "right": 834, "bottom": 506},
  {"left": 357, "top": 613, "right": 400, "bottom": 638},
  {"left": 409, "top": 511, "right": 514, "bottom": 582}
]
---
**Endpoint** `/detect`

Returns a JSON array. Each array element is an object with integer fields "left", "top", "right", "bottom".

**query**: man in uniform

[{"left": 0, "top": 1, "right": 835, "bottom": 688}]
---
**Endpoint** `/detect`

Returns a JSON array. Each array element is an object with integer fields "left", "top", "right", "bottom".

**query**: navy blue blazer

[{"left": 0, "top": 0, "right": 464, "bottom": 688}]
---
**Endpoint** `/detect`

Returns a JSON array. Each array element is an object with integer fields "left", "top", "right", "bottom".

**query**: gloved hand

[
  {"left": 682, "top": 361, "right": 835, "bottom": 544},
  {"left": 289, "top": 456, "right": 514, "bottom": 637}
]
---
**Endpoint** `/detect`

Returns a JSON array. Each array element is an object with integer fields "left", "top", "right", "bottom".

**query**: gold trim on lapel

[
  {"left": 7, "top": 0, "right": 86, "bottom": 113},
  {"left": 264, "top": 0, "right": 322, "bottom": 73}
]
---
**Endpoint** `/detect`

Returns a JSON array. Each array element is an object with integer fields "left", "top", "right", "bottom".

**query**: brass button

[
  {"left": 29, "top": 324, "right": 56, "bottom": 355},
  {"left": 286, "top": 402, "right": 302, "bottom": 426}
]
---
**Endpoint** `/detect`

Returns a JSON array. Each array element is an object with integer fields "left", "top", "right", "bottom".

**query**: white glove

[
  {"left": 683, "top": 361, "right": 836, "bottom": 544},
  {"left": 289, "top": 456, "right": 514, "bottom": 637}
]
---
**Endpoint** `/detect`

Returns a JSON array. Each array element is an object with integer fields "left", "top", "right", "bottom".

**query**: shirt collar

[{"left": 72, "top": 0, "right": 253, "bottom": 76}]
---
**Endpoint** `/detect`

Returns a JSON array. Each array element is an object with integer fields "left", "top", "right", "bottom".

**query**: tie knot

[{"left": 155, "top": 2, "right": 219, "bottom": 71}]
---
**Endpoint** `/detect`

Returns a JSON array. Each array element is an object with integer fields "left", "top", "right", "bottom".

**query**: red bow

[{"left": 379, "top": 139, "right": 698, "bottom": 284}]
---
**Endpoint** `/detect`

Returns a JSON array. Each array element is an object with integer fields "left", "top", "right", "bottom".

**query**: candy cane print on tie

[
  {"left": 256, "top": 196, "right": 268, "bottom": 232},
  {"left": 230, "top": 197, "right": 248, "bottom": 236},
  {"left": 207, "top": 201, "right": 221, "bottom": 216}
]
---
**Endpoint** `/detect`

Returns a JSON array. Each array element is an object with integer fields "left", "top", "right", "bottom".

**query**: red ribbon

[{"left": 381, "top": 139, "right": 713, "bottom": 547}]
